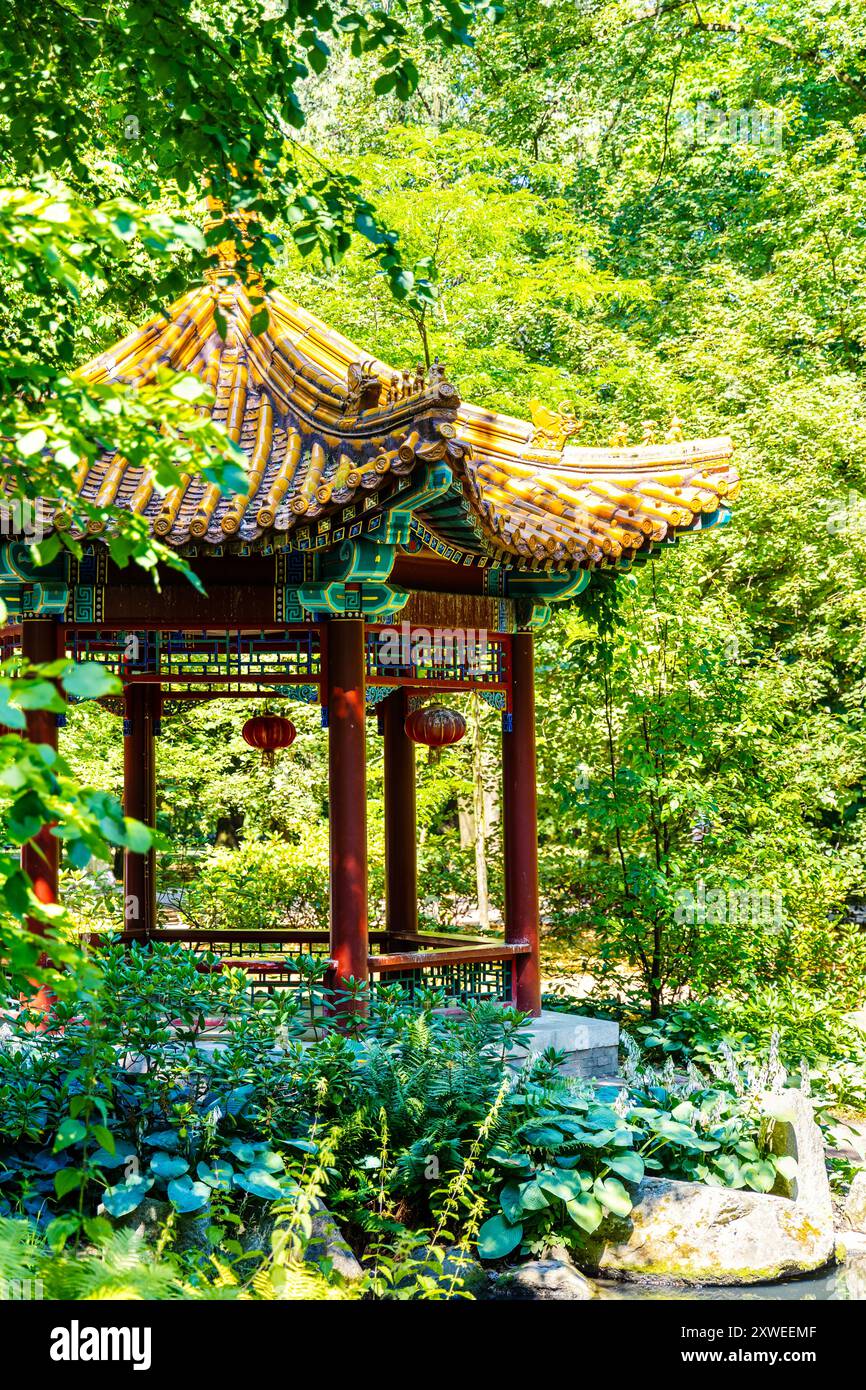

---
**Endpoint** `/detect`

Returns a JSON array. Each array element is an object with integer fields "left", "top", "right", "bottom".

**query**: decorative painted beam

[
  {"left": 297, "top": 537, "right": 409, "bottom": 618},
  {"left": 505, "top": 567, "right": 593, "bottom": 631},
  {"left": 0, "top": 542, "right": 69, "bottom": 618}
]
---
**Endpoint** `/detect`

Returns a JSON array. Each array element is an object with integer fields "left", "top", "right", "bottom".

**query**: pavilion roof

[{"left": 67, "top": 277, "right": 737, "bottom": 569}]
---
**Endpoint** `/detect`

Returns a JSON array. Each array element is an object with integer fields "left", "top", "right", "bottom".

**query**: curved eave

[
  {"left": 62, "top": 279, "right": 737, "bottom": 567},
  {"left": 454, "top": 407, "right": 737, "bottom": 566}
]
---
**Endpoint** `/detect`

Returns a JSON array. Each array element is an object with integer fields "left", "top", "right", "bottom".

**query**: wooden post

[
  {"left": 123, "top": 683, "right": 159, "bottom": 938},
  {"left": 21, "top": 619, "right": 64, "bottom": 916},
  {"left": 327, "top": 618, "right": 369, "bottom": 995},
  {"left": 502, "top": 631, "right": 542, "bottom": 1015},
  {"left": 383, "top": 689, "right": 417, "bottom": 941}
]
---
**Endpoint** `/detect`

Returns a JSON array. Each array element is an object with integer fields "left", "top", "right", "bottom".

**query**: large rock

[
  {"left": 843, "top": 1171, "right": 866, "bottom": 1233},
  {"left": 578, "top": 1178, "right": 833, "bottom": 1285},
  {"left": 765, "top": 1090, "right": 834, "bottom": 1221},
  {"left": 396, "top": 1245, "right": 488, "bottom": 1298},
  {"left": 573, "top": 1091, "right": 834, "bottom": 1285},
  {"left": 427, "top": 1246, "right": 487, "bottom": 1298},
  {"left": 101, "top": 1187, "right": 364, "bottom": 1280},
  {"left": 240, "top": 1200, "right": 363, "bottom": 1282},
  {"left": 845, "top": 1254, "right": 866, "bottom": 1300},
  {"left": 488, "top": 1258, "right": 597, "bottom": 1300},
  {"left": 305, "top": 1205, "right": 364, "bottom": 1282},
  {"left": 101, "top": 1195, "right": 212, "bottom": 1254}
]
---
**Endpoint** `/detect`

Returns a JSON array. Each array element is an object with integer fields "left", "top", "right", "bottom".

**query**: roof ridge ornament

[
  {"left": 54, "top": 274, "right": 736, "bottom": 571},
  {"left": 345, "top": 360, "right": 383, "bottom": 414},
  {"left": 528, "top": 398, "right": 583, "bottom": 452}
]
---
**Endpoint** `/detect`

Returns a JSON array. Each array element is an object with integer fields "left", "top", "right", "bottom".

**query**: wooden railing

[
  {"left": 369, "top": 939, "right": 527, "bottom": 1005},
  {"left": 97, "top": 926, "right": 530, "bottom": 1006}
]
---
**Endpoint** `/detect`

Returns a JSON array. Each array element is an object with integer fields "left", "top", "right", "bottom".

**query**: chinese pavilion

[{"left": 1, "top": 268, "right": 737, "bottom": 1016}]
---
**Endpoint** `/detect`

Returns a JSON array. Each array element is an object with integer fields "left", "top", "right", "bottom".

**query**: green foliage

[
  {"left": 0, "top": 1215, "right": 353, "bottom": 1302},
  {"left": 628, "top": 989, "right": 866, "bottom": 1114},
  {"left": 476, "top": 1045, "right": 796, "bottom": 1260},
  {"left": 181, "top": 835, "right": 331, "bottom": 932},
  {"left": 0, "top": 186, "right": 249, "bottom": 586},
  {"left": 0, "top": 662, "right": 154, "bottom": 998},
  {"left": 0, "top": 0, "right": 504, "bottom": 1002},
  {"left": 538, "top": 564, "right": 866, "bottom": 1012},
  {"left": 3, "top": 0, "right": 866, "bottom": 1297},
  {"left": 0, "top": 943, "right": 794, "bottom": 1291},
  {"left": 0, "top": 0, "right": 500, "bottom": 319},
  {"left": 271, "top": 0, "right": 866, "bottom": 1014}
]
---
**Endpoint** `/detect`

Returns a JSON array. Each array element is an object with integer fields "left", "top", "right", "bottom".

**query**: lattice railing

[
  {"left": 366, "top": 626, "right": 509, "bottom": 689},
  {"left": 108, "top": 928, "right": 525, "bottom": 1007},
  {"left": 369, "top": 957, "right": 515, "bottom": 1004},
  {"left": 57, "top": 625, "right": 511, "bottom": 696},
  {"left": 65, "top": 629, "right": 322, "bottom": 685}
]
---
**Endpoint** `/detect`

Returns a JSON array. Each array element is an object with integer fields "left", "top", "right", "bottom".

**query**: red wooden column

[
  {"left": 21, "top": 619, "right": 64, "bottom": 916},
  {"left": 327, "top": 618, "right": 369, "bottom": 993},
  {"left": 502, "top": 631, "right": 542, "bottom": 1015},
  {"left": 122, "top": 683, "right": 159, "bottom": 939},
  {"left": 383, "top": 689, "right": 417, "bottom": 941}
]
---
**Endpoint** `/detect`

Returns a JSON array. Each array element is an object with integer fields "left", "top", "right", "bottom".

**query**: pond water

[{"left": 598, "top": 1266, "right": 857, "bottom": 1300}]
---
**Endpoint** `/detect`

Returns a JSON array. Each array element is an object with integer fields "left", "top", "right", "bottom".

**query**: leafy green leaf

[
  {"left": 90, "top": 1126, "right": 116, "bottom": 1156},
  {"left": 197, "top": 1159, "right": 234, "bottom": 1192},
  {"left": 593, "top": 1175, "right": 633, "bottom": 1217},
  {"left": 167, "top": 1176, "right": 211, "bottom": 1213},
  {"left": 520, "top": 1125, "right": 564, "bottom": 1147},
  {"left": 61, "top": 663, "right": 118, "bottom": 700},
  {"left": 565, "top": 1193, "right": 604, "bottom": 1234},
  {"left": 53, "top": 1118, "right": 86, "bottom": 1152},
  {"left": 741, "top": 1159, "right": 777, "bottom": 1193},
  {"left": 150, "top": 1152, "right": 190, "bottom": 1180},
  {"left": 54, "top": 1167, "right": 83, "bottom": 1199},
  {"left": 606, "top": 1151, "right": 645, "bottom": 1184},
  {"left": 91, "top": 1140, "right": 137, "bottom": 1171},
  {"left": 101, "top": 1174, "right": 154, "bottom": 1218},
  {"left": 536, "top": 1168, "right": 587, "bottom": 1202},
  {"left": 233, "top": 1167, "right": 285, "bottom": 1201},
  {"left": 477, "top": 1213, "right": 523, "bottom": 1260},
  {"left": 143, "top": 1130, "right": 182, "bottom": 1152}
]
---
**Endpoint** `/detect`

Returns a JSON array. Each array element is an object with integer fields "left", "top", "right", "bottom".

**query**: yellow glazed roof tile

[{"left": 63, "top": 276, "right": 736, "bottom": 568}]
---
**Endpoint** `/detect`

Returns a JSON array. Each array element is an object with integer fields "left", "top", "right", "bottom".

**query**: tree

[{"left": 0, "top": 0, "right": 501, "bottom": 999}]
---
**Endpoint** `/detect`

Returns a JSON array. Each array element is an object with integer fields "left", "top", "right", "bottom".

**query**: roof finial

[
  {"left": 204, "top": 177, "right": 260, "bottom": 288},
  {"left": 608, "top": 422, "right": 629, "bottom": 447}
]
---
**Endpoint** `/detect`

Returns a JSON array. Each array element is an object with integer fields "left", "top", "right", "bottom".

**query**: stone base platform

[
  {"left": 513, "top": 1010, "right": 619, "bottom": 1079},
  {"left": 185, "top": 1008, "right": 620, "bottom": 1079}
]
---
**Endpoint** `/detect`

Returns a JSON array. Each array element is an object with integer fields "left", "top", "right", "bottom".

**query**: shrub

[
  {"left": 179, "top": 835, "right": 331, "bottom": 931},
  {"left": 0, "top": 943, "right": 808, "bottom": 1292}
]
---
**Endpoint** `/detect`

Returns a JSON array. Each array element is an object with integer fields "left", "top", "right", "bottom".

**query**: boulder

[
  {"left": 240, "top": 1200, "right": 363, "bottom": 1282},
  {"left": 576, "top": 1177, "right": 833, "bottom": 1285},
  {"left": 101, "top": 1195, "right": 212, "bottom": 1254},
  {"left": 100, "top": 1187, "right": 364, "bottom": 1280},
  {"left": 843, "top": 1251, "right": 866, "bottom": 1300},
  {"left": 305, "top": 1205, "right": 364, "bottom": 1282},
  {"left": 396, "top": 1244, "right": 488, "bottom": 1297},
  {"left": 843, "top": 1171, "right": 866, "bottom": 1233},
  {"left": 766, "top": 1089, "right": 834, "bottom": 1221},
  {"left": 835, "top": 1228, "right": 866, "bottom": 1258},
  {"left": 572, "top": 1091, "right": 834, "bottom": 1285},
  {"left": 488, "top": 1258, "right": 597, "bottom": 1300}
]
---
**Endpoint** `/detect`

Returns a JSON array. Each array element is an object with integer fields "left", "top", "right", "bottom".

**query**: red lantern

[
  {"left": 242, "top": 714, "right": 296, "bottom": 767},
  {"left": 404, "top": 704, "right": 466, "bottom": 750}
]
